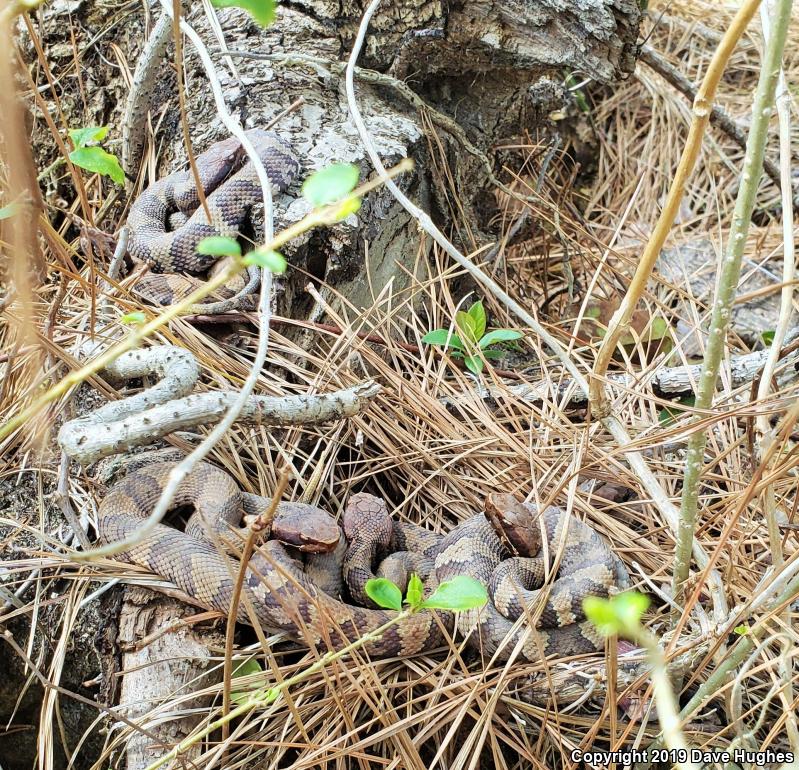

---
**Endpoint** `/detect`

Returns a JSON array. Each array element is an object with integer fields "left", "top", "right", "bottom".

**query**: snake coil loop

[{"left": 126, "top": 129, "right": 299, "bottom": 313}]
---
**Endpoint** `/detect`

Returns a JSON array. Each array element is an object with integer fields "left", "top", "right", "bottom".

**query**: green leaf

[
  {"left": 302, "top": 163, "right": 360, "bottom": 207},
  {"left": 613, "top": 591, "right": 650, "bottom": 632},
  {"left": 365, "top": 578, "right": 402, "bottom": 611},
  {"left": 68, "top": 125, "right": 108, "bottom": 149},
  {"left": 261, "top": 687, "right": 279, "bottom": 704},
  {"left": 583, "top": 596, "right": 619, "bottom": 636},
  {"left": 0, "top": 201, "right": 20, "bottom": 220},
  {"left": 563, "top": 72, "right": 590, "bottom": 113},
  {"left": 734, "top": 624, "right": 749, "bottom": 635},
  {"left": 479, "top": 329, "right": 523, "bottom": 348},
  {"left": 69, "top": 146, "right": 124, "bottom": 186},
  {"left": 421, "top": 329, "right": 464, "bottom": 350},
  {"left": 649, "top": 317, "right": 669, "bottom": 340},
  {"left": 456, "top": 311, "right": 478, "bottom": 345},
  {"left": 481, "top": 349, "right": 504, "bottom": 360},
  {"left": 616, "top": 315, "right": 671, "bottom": 346},
  {"left": 762, "top": 329, "right": 775, "bottom": 345},
  {"left": 405, "top": 573, "right": 424, "bottom": 609},
  {"left": 232, "top": 658, "right": 262, "bottom": 678},
  {"left": 420, "top": 576, "right": 487, "bottom": 611},
  {"left": 231, "top": 658, "right": 263, "bottom": 705},
  {"left": 326, "top": 196, "right": 362, "bottom": 222},
  {"left": 467, "top": 301, "right": 487, "bottom": 340},
  {"left": 242, "top": 249, "right": 287, "bottom": 273},
  {"left": 584, "top": 592, "right": 650, "bottom": 638},
  {"left": 198, "top": 236, "right": 241, "bottom": 257},
  {"left": 120, "top": 311, "right": 146, "bottom": 325},
  {"left": 463, "top": 355, "right": 484, "bottom": 375},
  {"left": 658, "top": 395, "right": 695, "bottom": 426},
  {"left": 209, "top": 0, "right": 276, "bottom": 26}
]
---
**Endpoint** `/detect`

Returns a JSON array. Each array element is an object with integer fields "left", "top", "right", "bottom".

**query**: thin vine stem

[{"left": 753, "top": 0, "right": 799, "bottom": 754}]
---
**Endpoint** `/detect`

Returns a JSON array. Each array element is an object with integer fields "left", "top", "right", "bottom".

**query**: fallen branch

[
  {"left": 458, "top": 329, "right": 799, "bottom": 408},
  {"left": 510, "top": 636, "right": 709, "bottom": 707}
]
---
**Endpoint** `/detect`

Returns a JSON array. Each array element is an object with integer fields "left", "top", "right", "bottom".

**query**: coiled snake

[
  {"left": 127, "top": 129, "right": 299, "bottom": 312},
  {"left": 100, "top": 462, "right": 630, "bottom": 660}
]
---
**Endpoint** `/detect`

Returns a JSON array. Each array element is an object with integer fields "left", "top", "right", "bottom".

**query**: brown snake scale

[
  {"left": 127, "top": 129, "right": 299, "bottom": 309},
  {"left": 100, "top": 462, "right": 630, "bottom": 660}
]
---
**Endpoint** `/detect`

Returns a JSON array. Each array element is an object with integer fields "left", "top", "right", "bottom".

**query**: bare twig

[
  {"left": 54, "top": 453, "right": 90, "bottom": 549},
  {"left": 171, "top": 0, "right": 211, "bottom": 220},
  {"left": 221, "top": 472, "right": 289, "bottom": 745},
  {"left": 158, "top": 0, "right": 276, "bottom": 230},
  {"left": 57, "top": 346, "right": 381, "bottom": 463}
]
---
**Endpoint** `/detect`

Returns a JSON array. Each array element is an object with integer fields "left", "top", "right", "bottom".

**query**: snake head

[
  {"left": 484, "top": 493, "right": 542, "bottom": 556},
  {"left": 271, "top": 504, "right": 341, "bottom": 554},
  {"left": 342, "top": 492, "right": 392, "bottom": 544}
]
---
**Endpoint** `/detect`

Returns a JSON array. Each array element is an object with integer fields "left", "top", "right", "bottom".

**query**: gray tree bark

[
  {"left": 109, "top": 0, "right": 642, "bottom": 316},
  {"left": 115, "top": 588, "right": 224, "bottom": 770}
]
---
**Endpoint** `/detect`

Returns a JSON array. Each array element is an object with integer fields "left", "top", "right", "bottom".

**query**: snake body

[
  {"left": 127, "top": 129, "right": 299, "bottom": 310},
  {"left": 99, "top": 462, "right": 630, "bottom": 659},
  {"left": 341, "top": 492, "right": 441, "bottom": 604},
  {"left": 100, "top": 463, "right": 446, "bottom": 655},
  {"left": 437, "top": 501, "right": 630, "bottom": 659}
]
